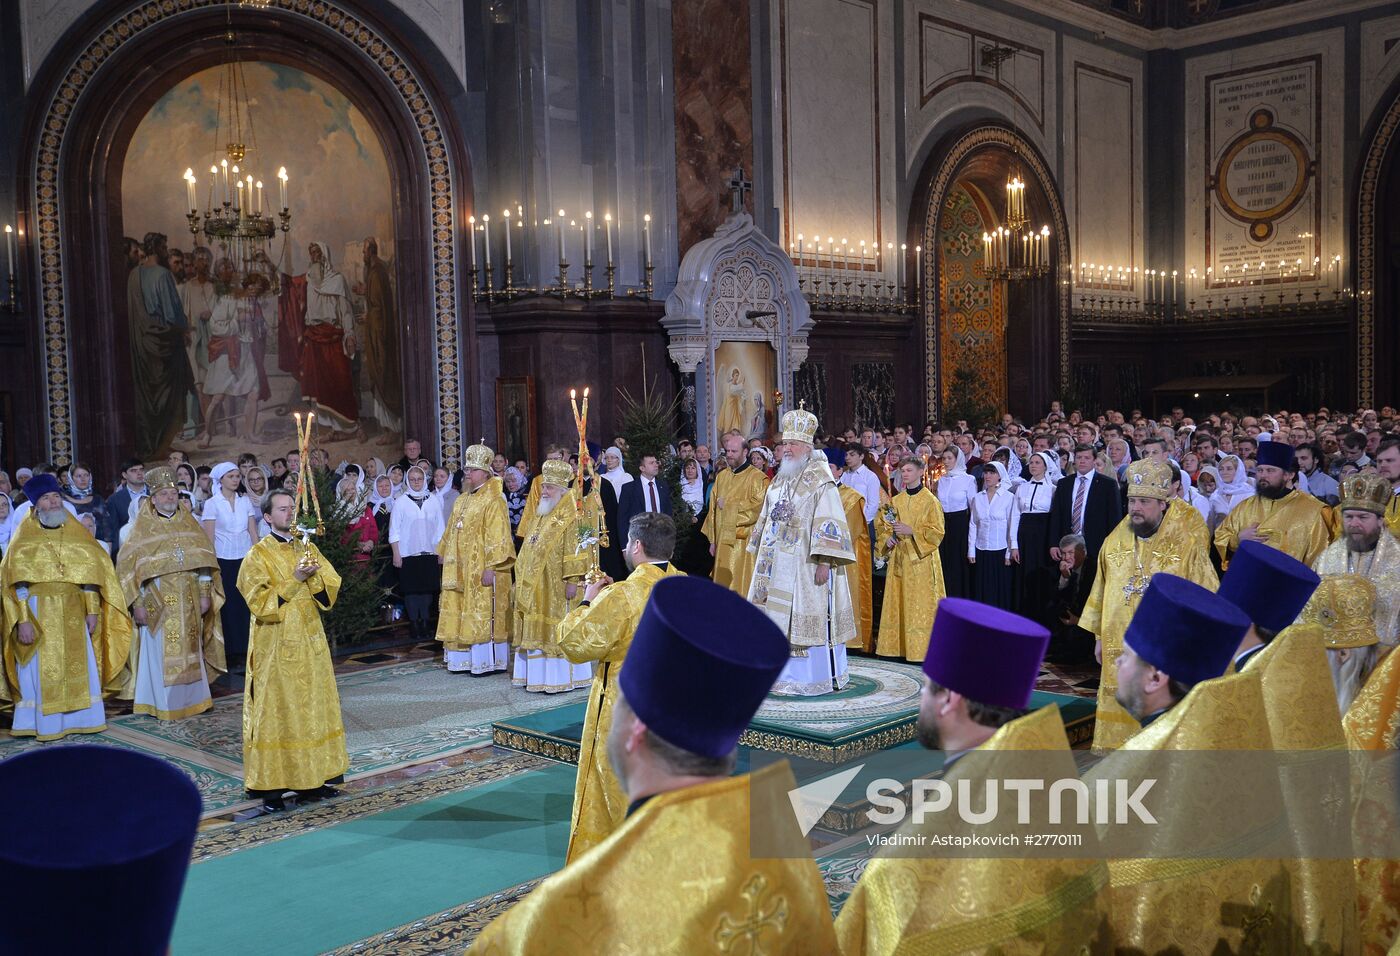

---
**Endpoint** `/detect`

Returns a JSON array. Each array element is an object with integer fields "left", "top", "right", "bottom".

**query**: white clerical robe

[
  {"left": 11, "top": 587, "right": 107, "bottom": 739},
  {"left": 747, "top": 455, "right": 857, "bottom": 696}
]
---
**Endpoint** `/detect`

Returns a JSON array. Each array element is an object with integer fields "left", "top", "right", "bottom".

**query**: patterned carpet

[{"left": 0, "top": 659, "right": 590, "bottom": 815}]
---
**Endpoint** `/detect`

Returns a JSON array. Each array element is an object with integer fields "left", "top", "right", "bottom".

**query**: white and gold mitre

[{"left": 780, "top": 401, "right": 818, "bottom": 445}]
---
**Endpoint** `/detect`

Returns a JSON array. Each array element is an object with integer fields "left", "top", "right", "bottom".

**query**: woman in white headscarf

[
  {"left": 0, "top": 494, "right": 12, "bottom": 557},
  {"left": 935, "top": 446, "right": 977, "bottom": 599},
  {"left": 202, "top": 460, "right": 257, "bottom": 670},
  {"left": 1209, "top": 454, "right": 1254, "bottom": 519},
  {"left": 599, "top": 447, "right": 633, "bottom": 499},
  {"left": 968, "top": 461, "right": 1015, "bottom": 610},
  {"left": 387, "top": 465, "right": 445, "bottom": 640},
  {"left": 1009, "top": 450, "right": 1060, "bottom": 608}
]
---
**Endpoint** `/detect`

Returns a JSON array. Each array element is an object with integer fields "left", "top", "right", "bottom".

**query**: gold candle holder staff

[
  {"left": 291, "top": 411, "right": 325, "bottom": 572},
  {"left": 569, "top": 387, "right": 609, "bottom": 584}
]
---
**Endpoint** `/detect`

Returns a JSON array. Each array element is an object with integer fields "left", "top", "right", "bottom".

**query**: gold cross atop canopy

[{"left": 798, "top": 399, "right": 806, "bottom": 410}]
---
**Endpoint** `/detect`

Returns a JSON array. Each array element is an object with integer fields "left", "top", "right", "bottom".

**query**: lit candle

[
  {"left": 184, "top": 169, "right": 196, "bottom": 211},
  {"left": 840, "top": 237, "right": 849, "bottom": 270},
  {"left": 503, "top": 209, "right": 512, "bottom": 265},
  {"left": 643, "top": 213, "right": 652, "bottom": 267},
  {"left": 584, "top": 211, "right": 593, "bottom": 266},
  {"left": 915, "top": 245, "right": 922, "bottom": 293},
  {"left": 278, "top": 167, "right": 288, "bottom": 210},
  {"left": 255, "top": 180, "right": 262, "bottom": 214},
  {"left": 796, "top": 232, "right": 804, "bottom": 260},
  {"left": 4, "top": 225, "right": 12, "bottom": 277},
  {"left": 482, "top": 213, "right": 492, "bottom": 270},
  {"left": 1171, "top": 270, "right": 1177, "bottom": 301},
  {"left": 604, "top": 213, "right": 614, "bottom": 266},
  {"left": 246, "top": 174, "right": 253, "bottom": 204},
  {"left": 467, "top": 215, "right": 477, "bottom": 268},
  {"left": 899, "top": 242, "right": 907, "bottom": 290},
  {"left": 235, "top": 180, "right": 244, "bottom": 216},
  {"left": 557, "top": 210, "right": 567, "bottom": 264},
  {"left": 220, "top": 159, "right": 229, "bottom": 204}
]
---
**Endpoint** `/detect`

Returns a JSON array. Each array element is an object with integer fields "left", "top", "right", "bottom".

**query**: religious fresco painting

[
  {"left": 712, "top": 340, "right": 777, "bottom": 442},
  {"left": 495, "top": 377, "right": 537, "bottom": 468},
  {"left": 938, "top": 184, "right": 1006, "bottom": 412},
  {"left": 120, "top": 62, "right": 402, "bottom": 465}
]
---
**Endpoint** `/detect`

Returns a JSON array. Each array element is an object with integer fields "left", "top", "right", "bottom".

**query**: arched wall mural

[
  {"left": 937, "top": 183, "right": 1006, "bottom": 413},
  {"left": 917, "top": 125, "right": 1070, "bottom": 422},
  {"left": 24, "top": 0, "right": 468, "bottom": 469}
]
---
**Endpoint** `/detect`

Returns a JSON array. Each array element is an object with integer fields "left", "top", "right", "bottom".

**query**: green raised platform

[{"left": 492, "top": 658, "right": 1095, "bottom": 766}]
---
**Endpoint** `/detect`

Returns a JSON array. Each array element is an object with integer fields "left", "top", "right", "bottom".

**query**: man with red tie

[
  {"left": 1048, "top": 443, "right": 1122, "bottom": 606},
  {"left": 617, "top": 453, "right": 672, "bottom": 533}
]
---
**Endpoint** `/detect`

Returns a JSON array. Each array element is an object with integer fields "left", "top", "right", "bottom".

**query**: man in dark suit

[
  {"left": 617, "top": 453, "right": 672, "bottom": 534},
  {"left": 105, "top": 457, "right": 149, "bottom": 560},
  {"left": 1048, "top": 443, "right": 1122, "bottom": 604}
]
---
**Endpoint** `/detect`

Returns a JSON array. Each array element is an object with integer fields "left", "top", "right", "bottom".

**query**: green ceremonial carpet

[{"left": 172, "top": 761, "right": 576, "bottom": 955}]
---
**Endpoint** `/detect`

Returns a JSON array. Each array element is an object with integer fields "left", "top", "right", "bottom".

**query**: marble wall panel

[
  {"left": 851, "top": 361, "right": 896, "bottom": 430},
  {"left": 672, "top": 0, "right": 755, "bottom": 256},
  {"left": 793, "top": 361, "right": 828, "bottom": 427}
]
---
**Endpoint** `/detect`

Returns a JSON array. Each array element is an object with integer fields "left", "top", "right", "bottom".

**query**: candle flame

[{"left": 278, "top": 167, "right": 288, "bottom": 181}]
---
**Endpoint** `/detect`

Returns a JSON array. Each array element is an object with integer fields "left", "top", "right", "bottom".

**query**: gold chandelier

[
  {"left": 983, "top": 160, "right": 1051, "bottom": 281},
  {"left": 182, "top": 5, "right": 290, "bottom": 282}
]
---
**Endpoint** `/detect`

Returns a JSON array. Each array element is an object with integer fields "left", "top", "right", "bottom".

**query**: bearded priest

[
  {"left": 746, "top": 404, "right": 858, "bottom": 695},
  {"left": 0, "top": 473, "right": 134, "bottom": 740},
  {"left": 118, "top": 466, "right": 225, "bottom": 719},
  {"left": 1214, "top": 440, "right": 1330, "bottom": 569}
]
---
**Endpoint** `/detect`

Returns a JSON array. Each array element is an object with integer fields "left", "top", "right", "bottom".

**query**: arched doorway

[
  {"left": 912, "top": 125, "right": 1069, "bottom": 423},
  {"left": 1357, "top": 80, "right": 1400, "bottom": 408},
  {"left": 19, "top": 0, "right": 473, "bottom": 473}
]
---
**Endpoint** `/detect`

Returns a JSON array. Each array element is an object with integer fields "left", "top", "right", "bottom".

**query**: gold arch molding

[
  {"left": 30, "top": 0, "right": 464, "bottom": 467},
  {"left": 920, "top": 125, "right": 1071, "bottom": 422}
]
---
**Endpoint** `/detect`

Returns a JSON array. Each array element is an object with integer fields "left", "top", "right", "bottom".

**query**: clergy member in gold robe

[
  {"left": 470, "top": 576, "right": 835, "bottom": 954},
  {"left": 0, "top": 474, "right": 133, "bottom": 740},
  {"left": 1216, "top": 541, "right": 1358, "bottom": 951},
  {"left": 555, "top": 512, "right": 684, "bottom": 863},
  {"left": 514, "top": 444, "right": 568, "bottom": 544},
  {"left": 825, "top": 449, "right": 872, "bottom": 650},
  {"left": 1081, "top": 459, "right": 1218, "bottom": 751},
  {"left": 118, "top": 467, "right": 225, "bottom": 720},
  {"left": 1214, "top": 441, "right": 1330, "bottom": 569},
  {"left": 748, "top": 407, "right": 857, "bottom": 696},
  {"left": 1314, "top": 473, "right": 1400, "bottom": 648},
  {"left": 836, "top": 599, "right": 1108, "bottom": 954},
  {"left": 512, "top": 459, "right": 592, "bottom": 693},
  {"left": 238, "top": 489, "right": 347, "bottom": 811},
  {"left": 702, "top": 431, "right": 768, "bottom": 595},
  {"left": 1098, "top": 574, "right": 1296, "bottom": 952},
  {"left": 437, "top": 442, "right": 514, "bottom": 674},
  {"left": 872, "top": 457, "right": 945, "bottom": 661}
]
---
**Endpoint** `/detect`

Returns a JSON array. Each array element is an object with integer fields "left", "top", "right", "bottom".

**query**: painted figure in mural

[
  {"left": 353, "top": 237, "right": 402, "bottom": 445},
  {"left": 716, "top": 366, "right": 747, "bottom": 436},
  {"left": 506, "top": 400, "right": 525, "bottom": 465},
  {"left": 178, "top": 246, "right": 217, "bottom": 434},
  {"left": 297, "top": 241, "right": 362, "bottom": 442},
  {"left": 199, "top": 272, "right": 271, "bottom": 448},
  {"left": 749, "top": 391, "right": 767, "bottom": 441},
  {"left": 127, "top": 232, "right": 194, "bottom": 461}
]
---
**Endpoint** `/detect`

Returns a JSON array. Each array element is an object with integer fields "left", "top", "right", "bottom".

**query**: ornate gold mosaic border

[
  {"left": 921, "top": 126, "right": 1072, "bottom": 422},
  {"left": 32, "top": 0, "right": 463, "bottom": 467},
  {"left": 492, "top": 726, "right": 582, "bottom": 765},
  {"left": 1356, "top": 95, "right": 1400, "bottom": 409}
]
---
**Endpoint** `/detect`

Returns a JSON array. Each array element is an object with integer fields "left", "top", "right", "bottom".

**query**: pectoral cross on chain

[
  {"left": 728, "top": 167, "right": 752, "bottom": 214},
  {"left": 1122, "top": 573, "right": 1150, "bottom": 604}
]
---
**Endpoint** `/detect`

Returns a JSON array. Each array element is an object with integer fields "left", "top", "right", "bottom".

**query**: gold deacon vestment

[
  {"left": 837, "top": 482, "right": 873, "bottom": 651},
  {"left": 1345, "top": 640, "right": 1400, "bottom": 953},
  {"left": 1091, "top": 670, "right": 1298, "bottom": 953},
  {"left": 1386, "top": 490, "right": 1400, "bottom": 540},
  {"left": 1315, "top": 531, "right": 1400, "bottom": 648},
  {"left": 835, "top": 705, "right": 1110, "bottom": 955},
  {"left": 1080, "top": 505, "right": 1218, "bottom": 751},
  {"left": 1243, "top": 624, "right": 1359, "bottom": 951},
  {"left": 467, "top": 761, "right": 838, "bottom": 954},
  {"left": 237, "top": 534, "right": 348, "bottom": 792},
  {"left": 873, "top": 486, "right": 946, "bottom": 662},
  {"left": 555, "top": 560, "right": 685, "bottom": 863},
  {"left": 437, "top": 477, "right": 515, "bottom": 656},
  {"left": 701, "top": 462, "right": 769, "bottom": 596},
  {"left": 747, "top": 456, "right": 857, "bottom": 652},
  {"left": 1214, "top": 489, "right": 1332, "bottom": 569},
  {"left": 118, "top": 499, "right": 226, "bottom": 719},
  {"left": 513, "top": 487, "right": 593, "bottom": 688},
  {"left": 0, "top": 512, "right": 133, "bottom": 735}
]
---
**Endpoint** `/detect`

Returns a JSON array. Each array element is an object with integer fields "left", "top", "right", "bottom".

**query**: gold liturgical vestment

[
  {"left": 238, "top": 534, "right": 348, "bottom": 792},
  {"left": 1244, "top": 626, "right": 1359, "bottom": 951},
  {"left": 1386, "top": 489, "right": 1400, "bottom": 540},
  {"left": 513, "top": 489, "right": 592, "bottom": 656},
  {"left": 1314, "top": 532, "right": 1400, "bottom": 648},
  {"left": 0, "top": 513, "right": 133, "bottom": 729},
  {"left": 436, "top": 477, "right": 515, "bottom": 652},
  {"left": 1080, "top": 505, "right": 1218, "bottom": 751},
  {"left": 836, "top": 704, "right": 1109, "bottom": 955},
  {"left": 1215, "top": 489, "right": 1331, "bottom": 568},
  {"left": 118, "top": 501, "right": 226, "bottom": 718},
  {"left": 1345, "top": 642, "right": 1400, "bottom": 953},
  {"left": 1091, "top": 671, "right": 1297, "bottom": 953},
  {"left": 701, "top": 462, "right": 768, "bottom": 596},
  {"left": 467, "top": 762, "right": 837, "bottom": 954},
  {"left": 873, "top": 487, "right": 945, "bottom": 662},
  {"left": 838, "top": 483, "right": 872, "bottom": 650},
  {"left": 747, "top": 457, "right": 856, "bottom": 649},
  {"left": 555, "top": 560, "right": 685, "bottom": 863}
]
